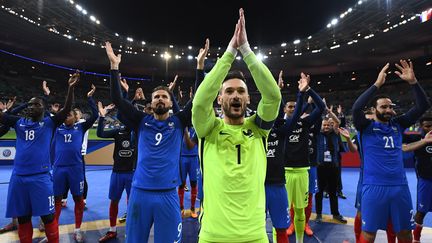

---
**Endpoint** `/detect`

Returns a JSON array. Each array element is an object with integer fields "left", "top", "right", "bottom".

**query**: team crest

[
  {"left": 168, "top": 122, "right": 175, "bottom": 128},
  {"left": 122, "top": 140, "right": 130, "bottom": 148},
  {"left": 39, "top": 122, "right": 44, "bottom": 126}
]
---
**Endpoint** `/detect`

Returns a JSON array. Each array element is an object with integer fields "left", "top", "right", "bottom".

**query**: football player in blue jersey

[
  {"left": 52, "top": 85, "right": 98, "bottom": 242},
  {"left": 0, "top": 72, "right": 79, "bottom": 243},
  {"left": 352, "top": 60, "right": 430, "bottom": 243},
  {"left": 105, "top": 40, "right": 204, "bottom": 242}
]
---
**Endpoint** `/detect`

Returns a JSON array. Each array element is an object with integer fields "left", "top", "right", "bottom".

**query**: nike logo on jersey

[
  {"left": 219, "top": 131, "right": 229, "bottom": 135},
  {"left": 372, "top": 128, "right": 382, "bottom": 131},
  {"left": 19, "top": 124, "right": 26, "bottom": 127},
  {"left": 420, "top": 203, "right": 424, "bottom": 208},
  {"left": 144, "top": 123, "right": 152, "bottom": 127}
]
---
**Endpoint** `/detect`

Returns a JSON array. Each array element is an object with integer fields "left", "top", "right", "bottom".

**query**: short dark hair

[
  {"left": 419, "top": 116, "right": 432, "bottom": 125},
  {"left": 223, "top": 70, "right": 246, "bottom": 83},
  {"left": 369, "top": 94, "right": 391, "bottom": 108},
  {"left": 152, "top": 86, "right": 171, "bottom": 95}
]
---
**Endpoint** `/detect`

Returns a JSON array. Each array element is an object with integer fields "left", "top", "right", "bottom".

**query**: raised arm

[
  {"left": 304, "top": 86, "right": 325, "bottom": 125},
  {"left": 177, "top": 41, "right": 209, "bottom": 127},
  {"left": 105, "top": 42, "right": 144, "bottom": 130},
  {"left": 276, "top": 73, "right": 308, "bottom": 134},
  {"left": 51, "top": 72, "right": 79, "bottom": 126},
  {"left": 192, "top": 37, "right": 232, "bottom": 138},
  {"left": 96, "top": 102, "right": 118, "bottom": 138},
  {"left": 82, "top": 85, "right": 98, "bottom": 131},
  {"left": 393, "top": 60, "right": 431, "bottom": 128},
  {"left": 235, "top": 9, "right": 280, "bottom": 129},
  {"left": 352, "top": 64, "right": 389, "bottom": 129},
  {"left": 339, "top": 127, "right": 357, "bottom": 152},
  {"left": 403, "top": 131, "right": 432, "bottom": 152}
]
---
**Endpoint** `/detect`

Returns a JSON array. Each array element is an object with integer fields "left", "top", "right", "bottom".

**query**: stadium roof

[{"left": 0, "top": 0, "right": 431, "bottom": 79}]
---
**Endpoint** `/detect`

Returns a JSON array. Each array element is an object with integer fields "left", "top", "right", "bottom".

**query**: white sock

[
  {"left": 109, "top": 226, "right": 117, "bottom": 232},
  {"left": 74, "top": 228, "right": 81, "bottom": 233}
]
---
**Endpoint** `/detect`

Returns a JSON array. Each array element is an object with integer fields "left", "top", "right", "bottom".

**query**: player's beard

[
  {"left": 153, "top": 103, "right": 169, "bottom": 115},
  {"left": 376, "top": 110, "right": 392, "bottom": 122},
  {"left": 222, "top": 101, "right": 246, "bottom": 119}
]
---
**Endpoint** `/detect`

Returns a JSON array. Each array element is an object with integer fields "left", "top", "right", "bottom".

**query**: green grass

[{"left": 0, "top": 129, "right": 112, "bottom": 140}]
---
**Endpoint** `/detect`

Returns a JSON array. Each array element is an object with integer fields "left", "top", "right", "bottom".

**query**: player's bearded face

[
  {"left": 375, "top": 98, "right": 395, "bottom": 122},
  {"left": 219, "top": 79, "right": 249, "bottom": 119},
  {"left": 421, "top": 121, "right": 432, "bottom": 133},
  {"left": 151, "top": 90, "right": 172, "bottom": 115}
]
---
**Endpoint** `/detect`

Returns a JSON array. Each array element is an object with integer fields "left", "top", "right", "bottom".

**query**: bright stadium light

[
  {"left": 90, "top": 15, "right": 96, "bottom": 22},
  {"left": 141, "top": 41, "right": 146, "bottom": 45},
  {"left": 188, "top": 46, "right": 192, "bottom": 50},
  {"left": 327, "top": 23, "right": 332, "bottom": 28},
  {"left": 293, "top": 39, "right": 300, "bottom": 45},
  {"left": 187, "top": 55, "right": 193, "bottom": 60},
  {"left": 127, "top": 37, "right": 133, "bottom": 42},
  {"left": 96, "top": 20, "right": 100, "bottom": 24},
  {"left": 75, "top": 4, "right": 82, "bottom": 11},
  {"left": 331, "top": 18, "right": 338, "bottom": 25},
  {"left": 281, "top": 42, "right": 287, "bottom": 47},
  {"left": 82, "top": 9, "right": 87, "bottom": 15}
]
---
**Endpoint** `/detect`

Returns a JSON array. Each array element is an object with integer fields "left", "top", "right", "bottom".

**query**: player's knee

[
  {"left": 17, "top": 216, "right": 31, "bottom": 224},
  {"left": 72, "top": 195, "right": 83, "bottom": 202},
  {"left": 190, "top": 181, "right": 197, "bottom": 187},
  {"left": 41, "top": 214, "right": 55, "bottom": 224},
  {"left": 415, "top": 211, "right": 426, "bottom": 224}
]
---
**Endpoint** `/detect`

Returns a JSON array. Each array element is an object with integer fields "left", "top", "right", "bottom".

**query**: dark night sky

[{"left": 81, "top": 0, "right": 358, "bottom": 46}]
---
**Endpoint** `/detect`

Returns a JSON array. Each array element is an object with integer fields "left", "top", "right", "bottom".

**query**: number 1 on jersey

[{"left": 236, "top": 144, "right": 241, "bottom": 164}]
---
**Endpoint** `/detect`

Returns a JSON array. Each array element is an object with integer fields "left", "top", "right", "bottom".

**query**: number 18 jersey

[
  {"left": 361, "top": 120, "right": 407, "bottom": 185},
  {"left": 14, "top": 117, "right": 55, "bottom": 175},
  {"left": 133, "top": 115, "right": 184, "bottom": 190}
]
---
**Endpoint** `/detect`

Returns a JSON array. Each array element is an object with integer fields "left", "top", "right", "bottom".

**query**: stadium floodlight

[
  {"left": 348, "top": 8, "right": 353, "bottom": 13},
  {"left": 169, "top": 45, "right": 174, "bottom": 48},
  {"left": 115, "top": 33, "right": 119, "bottom": 37},
  {"left": 187, "top": 55, "right": 193, "bottom": 60},
  {"left": 358, "top": 1, "right": 362, "bottom": 5},
  {"left": 82, "top": 10, "right": 87, "bottom": 15},
  {"left": 75, "top": 4, "right": 82, "bottom": 11},
  {"left": 127, "top": 37, "right": 133, "bottom": 42},
  {"left": 188, "top": 46, "right": 192, "bottom": 50},
  {"left": 163, "top": 52, "right": 171, "bottom": 60},
  {"left": 308, "top": 36, "right": 312, "bottom": 40},
  {"left": 330, "top": 44, "right": 340, "bottom": 49},
  {"left": 90, "top": 15, "right": 96, "bottom": 22},
  {"left": 327, "top": 23, "right": 332, "bottom": 28},
  {"left": 293, "top": 39, "right": 300, "bottom": 45},
  {"left": 96, "top": 20, "right": 100, "bottom": 24},
  {"left": 281, "top": 43, "right": 287, "bottom": 47},
  {"left": 236, "top": 56, "right": 241, "bottom": 60},
  {"left": 141, "top": 41, "right": 146, "bottom": 45},
  {"left": 331, "top": 18, "right": 338, "bottom": 26}
]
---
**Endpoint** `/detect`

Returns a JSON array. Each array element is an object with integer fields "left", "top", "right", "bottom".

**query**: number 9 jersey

[{"left": 133, "top": 115, "right": 184, "bottom": 190}]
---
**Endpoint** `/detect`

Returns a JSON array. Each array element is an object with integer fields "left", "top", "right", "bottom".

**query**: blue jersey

[
  {"left": 53, "top": 123, "right": 86, "bottom": 167},
  {"left": 133, "top": 115, "right": 184, "bottom": 190},
  {"left": 361, "top": 121, "right": 407, "bottom": 185},
  {"left": 181, "top": 127, "right": 198, "bottom": 157},
  {"left": 14, "top": 116, "right": 56, "bottom": 175}
]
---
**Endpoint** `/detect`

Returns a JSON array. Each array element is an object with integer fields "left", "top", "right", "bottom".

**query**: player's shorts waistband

[
  {"left": 284, "top": 166, "right": 310, "bottom": 172},
  {"left": 133, "top": 186, "right": 177, "bottom": 194}
]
